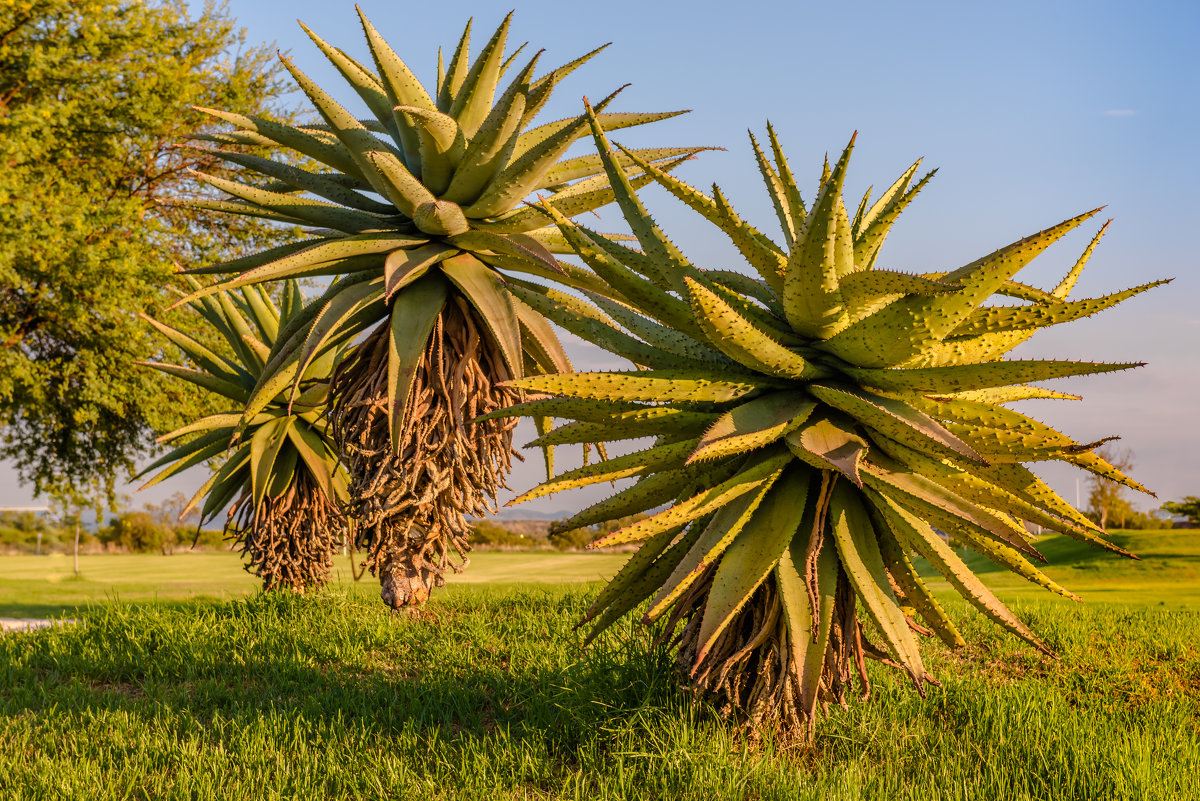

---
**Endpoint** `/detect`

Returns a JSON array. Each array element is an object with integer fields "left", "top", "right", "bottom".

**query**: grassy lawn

[
  {"left": 0, "top": 550, "right": 630, "bottom": 619},
  {"left": 0, "top": 531, "right": 1197, "bottom": 799},
  {"left": 918, "top": 528, "right": 1200, "bottom": 607}
]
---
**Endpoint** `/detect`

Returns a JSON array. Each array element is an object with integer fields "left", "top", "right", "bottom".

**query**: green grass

[
  {"left": 0, "top": 551, "right": 630, "bottom": 618},
  {"left": 918, "top": 528, "right": 1200, "bottom": 607},
  {"left": 0, "top": 531, "right": 1197, "bottom": 799}
]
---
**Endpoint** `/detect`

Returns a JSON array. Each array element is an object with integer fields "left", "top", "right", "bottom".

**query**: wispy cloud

[{"left": 1104, "top": 109, "right": 1137, "bottom": 117}]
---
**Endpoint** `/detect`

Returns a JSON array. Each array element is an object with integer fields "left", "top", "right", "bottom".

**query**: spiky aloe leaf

[
  {"left": 688, "top": 392, "right": 815, "bottom": 464},
  {"left": 694, "top": 464, "right": 813, "bottom": 664},
  {"left": 509, "top": 370, "right": 782, "bottom": 404},
  {"left": 176, "top": 12, "right": 706, "bottom": 609},
  {"left": 500, "top": 120, "right": 1160, "bottom": 737},
  {"left": 140, "top": 281, "right": 349, "bottom": 592},
  {"left": 646, "top": 481, "right": 775, "bottom": 621}
]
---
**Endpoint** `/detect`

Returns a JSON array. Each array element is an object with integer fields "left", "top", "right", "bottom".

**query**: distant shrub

[
  {"left": 188, "top": 528, "right": 233, "bottom": 551},
  {"left": 0, "top": 522, "right": 72, "bottom": 553},
  {"left": 99, "top": 512, "right": 177, "bottom": 554},
  {"left": 0, "top": 511, "right": 47, "bottom": 533},
  {"left": 548, "top": 513, "right": 654, "bottom": 551},
  {"left": 548, "top": 528, "right": 594, "bottom": 551},
  {"left": 471, "top": 521, "right": 533, "bottom": 548}
]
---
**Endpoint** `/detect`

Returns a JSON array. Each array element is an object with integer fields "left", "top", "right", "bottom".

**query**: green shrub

[
  {"left": 99, "top": 512, "right": 177, "bottom": 554},
  {"left": 548, "top": 528, "right": 593, "bottom": 551},
  {"left": 470, "top": 521, "right": 533, "bottom": 549}
]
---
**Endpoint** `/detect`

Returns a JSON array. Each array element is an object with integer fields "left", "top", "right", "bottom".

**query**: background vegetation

[{"left": 0, "top": 0, "right": 299, "bottom": 507}]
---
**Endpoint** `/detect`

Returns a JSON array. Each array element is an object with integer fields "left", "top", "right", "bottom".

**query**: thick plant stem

[{"left": 330, "top": 294, "right": 519, "bottom": 608}]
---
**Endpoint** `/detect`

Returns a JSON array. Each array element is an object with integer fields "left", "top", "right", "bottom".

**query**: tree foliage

[
  {"left": 1085, "top": 444, "right": 1136, "bottom": 529},
  {"left": 1163, "top": 497, "right": 1200, "bottom": 526},
  {"left": 0, "top": 0, "right": 299, "bottom": 503}
]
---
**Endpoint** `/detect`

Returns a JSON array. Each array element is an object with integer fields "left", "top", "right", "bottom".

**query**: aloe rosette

[
  {"left": 493, "top": 107, "right": 1164, "bottom": 734},
  {"left": 173, "top": 12, "right": 700, "bottom": 606},
  {"left": 139, "top": 280, "right": 348, "bottom": 591}
]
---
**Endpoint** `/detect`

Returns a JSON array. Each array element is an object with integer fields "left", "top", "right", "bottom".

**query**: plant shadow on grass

[
  {"left": 0, "top": 588, "right": 700, "bottom": 762},
  {"left": 3, "top": 587, "right": 1200, "bottom": 800}
]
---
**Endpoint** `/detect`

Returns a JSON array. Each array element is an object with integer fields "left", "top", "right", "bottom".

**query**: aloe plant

[
  {"left": 139, "top": 280, "right": 348, "bottom": 591},
  {"left": 173, "top": 13, "right": 701, "bottom": 606},
  {"left": 493, "top": 106, "right": 1164, "bottom": 735}
]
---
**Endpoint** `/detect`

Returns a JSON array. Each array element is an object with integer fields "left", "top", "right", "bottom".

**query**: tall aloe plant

[
  {"left": 173, "top": 13, "right": 701, "bottom": 606},
  {"left": 493, "top": 106, "right": 1164, "bottom": 735},
  {"left": 140, "top": 280, "right": 348, "bottom": 591}
]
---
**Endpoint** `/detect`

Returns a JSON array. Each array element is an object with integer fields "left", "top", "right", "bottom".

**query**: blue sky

[{"left": 3, "top": 0, "right": 1197, "bottom": 518}]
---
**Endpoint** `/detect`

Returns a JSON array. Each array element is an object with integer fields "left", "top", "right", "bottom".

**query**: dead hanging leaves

[
  {"left": 668, "top": 547, "right": 896, "bottom": 739},
  {"left": 227, "top": 470, "right": 346, "bottom": 592},
  {"left": 330, "top": 295, "right": 520, "bottom": 608}
]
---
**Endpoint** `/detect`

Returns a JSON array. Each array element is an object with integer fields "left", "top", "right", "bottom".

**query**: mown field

[
  {"left": 0, "top": 550, "right": 631, "bottom": 620},
  {"left": 0, "top": 531, "right": 1197, "bottom": 800}
]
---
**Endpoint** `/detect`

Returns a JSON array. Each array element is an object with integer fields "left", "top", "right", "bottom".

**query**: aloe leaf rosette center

[
  {"left": 172, "top": 13, "right": 703, "bottom": 607},
  {"left": 493, "top": 107, "right": 1165, "bottom": 735}
]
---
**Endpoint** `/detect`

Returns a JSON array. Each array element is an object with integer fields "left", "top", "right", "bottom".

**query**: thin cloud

[{"left": 1104, "top": 109, "right": 1137, "bottom": 117}]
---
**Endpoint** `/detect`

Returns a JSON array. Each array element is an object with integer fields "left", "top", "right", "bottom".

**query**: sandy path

[{"left": 0, "top": 618, "right": 74, "bottom": 633}]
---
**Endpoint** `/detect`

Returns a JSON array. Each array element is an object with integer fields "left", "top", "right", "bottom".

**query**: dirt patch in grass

[{"left": 0, "top": 617, "right": 75, "bottom": 633}]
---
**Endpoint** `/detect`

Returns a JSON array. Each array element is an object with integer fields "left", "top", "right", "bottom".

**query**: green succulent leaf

[
  {"left": 696, "top": 463, "right": 812, "bottom": 664},
  {"left": 828, "top": 482, "right": 927, "bottom": 686},
  {"left": 387, "top": 272, "right": 451, "bottom": 451},
  {"left": 508, "top": 370, "right": 783, "bottom": 404},
  {"left": 688, "top": 392, "right": 816, "bottom": 464}
]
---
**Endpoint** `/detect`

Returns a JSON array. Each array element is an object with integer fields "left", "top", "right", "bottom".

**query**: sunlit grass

[
  {"left": 1, "top": 530, "right": 1196, "bottom": 799},
  {"left": 0, "top": 586, "right": 1196, "bottom": 800},
  {"left": 0, "top": 550, "right": 629, "bottom": 618}
]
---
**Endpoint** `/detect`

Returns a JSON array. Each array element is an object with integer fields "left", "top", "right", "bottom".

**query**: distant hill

[{"left": 485, "top": 508, "right": 573, "bottom": 522}]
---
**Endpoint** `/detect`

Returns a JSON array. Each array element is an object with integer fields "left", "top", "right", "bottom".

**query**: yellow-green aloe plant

[
  {"left": 492, "top": 106, "right": 1165, "bottom": 735},
  {"left": 139, "top": 280, "right": 349, "bottom": 591},
  {"left": 172, "top": 12, "right": 703, "bottom": 607}
]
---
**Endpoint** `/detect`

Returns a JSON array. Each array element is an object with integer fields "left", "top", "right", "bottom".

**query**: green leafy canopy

[{"left": 0, "top": 0, "right": 303, "bottom": 506}]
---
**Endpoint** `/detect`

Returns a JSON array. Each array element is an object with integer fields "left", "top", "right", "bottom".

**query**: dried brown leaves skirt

[
  {"left": 668, "top": 541, "right": 899, "bottom": 740},
  {"left": 331, "top": 295, "right": 519, "bottom": 608},
  {"left": 228, "top": 470, "right": 346, "bottom": 592}
]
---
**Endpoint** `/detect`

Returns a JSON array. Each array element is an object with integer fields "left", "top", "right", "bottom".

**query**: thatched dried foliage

[
  {"left": 667, "top": 521, "right": 912, "bottom": 739},
  {"left": 227, "top": 470, "right": 346, "bottom": 592},
  {"left": 331, "top": 296, "right": 520, "bottom": 607}
]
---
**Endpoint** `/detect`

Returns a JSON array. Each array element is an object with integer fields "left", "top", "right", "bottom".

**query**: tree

[
  {"left": 99, "top": 510, "right": 175, "bottom": 554},
  {"left": 1085, "top": 444, "right": 1136, "bottom": 529},
  {"left": 1162, "top": 497, "right": 1200, "bottom": 526},
  {"left": 498, "top": 122, "right": 1154, "bottom": 738},
  {"left": 0, "top": 0, "right": 299, "bottom": 505},
  {"left": 142, "top": 491, "right": 200, "bottom": 534}
]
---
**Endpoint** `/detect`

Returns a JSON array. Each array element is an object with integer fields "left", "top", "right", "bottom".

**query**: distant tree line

[
  {"left": 1, "top": 492, "right": 227, "bottom": 554},
  {"left": 470, "top": 514, "right": 651, "bottom": 551},
  {"left": 1084, "top": 445, "right": 1196, "bottom": 530}
]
